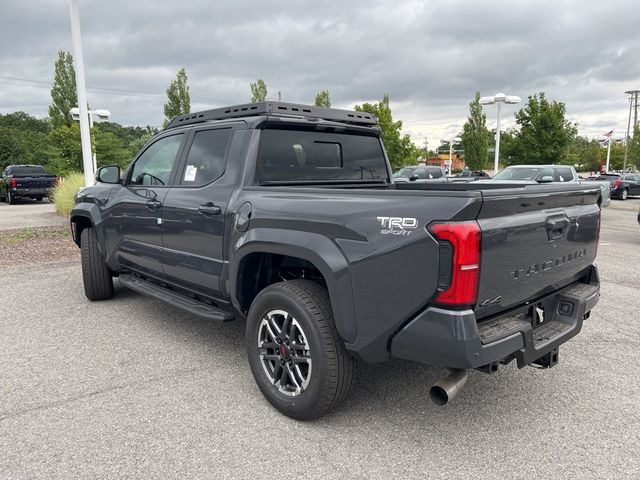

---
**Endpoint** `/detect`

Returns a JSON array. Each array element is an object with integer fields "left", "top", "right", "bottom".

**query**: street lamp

[
  {"left": 448, "top": 136, "right": 461, "bottom": 173},
  {"left": 70, "top": 107, "right": 111, "bottom": 175},
  {"left": 479, "top": 92, "right": 521, "bottom": 174}
]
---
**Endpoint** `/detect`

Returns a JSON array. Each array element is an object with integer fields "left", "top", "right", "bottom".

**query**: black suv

[{"left": 597, "top": 173, "right": 640, "bottom": 200}]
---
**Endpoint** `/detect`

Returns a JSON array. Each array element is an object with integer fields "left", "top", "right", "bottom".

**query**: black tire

[
  {"left": 246, "top": 279, "right": 356, "bottom": 420},
  {"left": 80, "top": 227, "right": 114, "bottom": 301},
  {"left": 7, "top": 191, "right": 16, "bottom": 204},
  {"left": 620, "top": 188, "right": 629, "bottom": 200},
  {"left": 35, "top": 195, "right": 43, "bottom": 202}
]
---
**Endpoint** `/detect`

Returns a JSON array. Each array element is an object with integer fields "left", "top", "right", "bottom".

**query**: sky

[{"left": 1, "top": 0, "right": 639, "bottom": 149}]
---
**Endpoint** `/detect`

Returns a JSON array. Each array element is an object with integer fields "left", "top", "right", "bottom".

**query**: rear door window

[
  {"left": 180, "top": 129, "right": 232, "bottom": 186},
  {"left": 256, "top": 129, "right": 388, "bottom": 184},
  {"left": 426, "top": 167, "right": 442, "bottom": 178},
  {"left": 555, "top": 167, "right": 574, "bottom": 182}
]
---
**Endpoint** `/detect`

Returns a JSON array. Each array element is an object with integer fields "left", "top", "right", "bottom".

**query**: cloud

[{"left": 1, "top": 0, "right": 638, "bottom": 146}]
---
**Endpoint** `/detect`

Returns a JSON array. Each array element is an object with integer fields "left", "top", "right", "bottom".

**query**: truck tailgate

[{"left": 475, "top": 185, "right": 600, "bottom": 319}]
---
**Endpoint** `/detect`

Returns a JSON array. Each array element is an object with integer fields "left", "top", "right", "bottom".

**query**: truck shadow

[{"left": 111, "top": 282, "right": 558, "bottom": 434}]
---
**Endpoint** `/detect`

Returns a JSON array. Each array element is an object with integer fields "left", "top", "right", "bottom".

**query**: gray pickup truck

[{"left": 71, "top": 102, "right": 601, "bottom": 419}]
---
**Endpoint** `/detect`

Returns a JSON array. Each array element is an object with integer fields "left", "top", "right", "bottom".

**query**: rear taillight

[
  {"left": 429, "top": 221, "right": 481, "bottom": 306},
  {"left": 10, "top": 177, "right": 17, "bottom": 189}
]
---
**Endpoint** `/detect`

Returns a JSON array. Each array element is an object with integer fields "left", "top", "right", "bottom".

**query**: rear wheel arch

[{"left": 230, "top": 240, "right": 357, "bottom": 343}]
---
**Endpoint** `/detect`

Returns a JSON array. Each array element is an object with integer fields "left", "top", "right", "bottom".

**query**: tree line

[{"left": 1, "top": 50, "right": 638, "bottom": 175}]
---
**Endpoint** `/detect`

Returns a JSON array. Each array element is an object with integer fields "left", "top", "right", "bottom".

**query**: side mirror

[
  {"left": 538, "top": 175, "right": 554, "bottom": 183},
  {"left": 409, "top": 174, "right": 419, "bottom": 181},
  {"left": 96, "top": 165, "right": 121, "bottom": 184}
]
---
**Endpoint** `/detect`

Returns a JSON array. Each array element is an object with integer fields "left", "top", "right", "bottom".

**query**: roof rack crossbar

[{"left": 165, "top": 101, "right": 378, "bottom": 129}]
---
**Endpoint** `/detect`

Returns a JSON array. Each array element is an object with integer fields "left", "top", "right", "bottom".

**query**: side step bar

[{"left": 118, "top": 274, "right": 235, "bottom": 322}]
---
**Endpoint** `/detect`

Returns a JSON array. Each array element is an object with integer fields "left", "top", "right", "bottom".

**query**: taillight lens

[
  {"left": 429, "top": 221, "right": 481, "bottom": 306},
  {"left": 10, "top": 177, "right": 17, "bottom": 189}
]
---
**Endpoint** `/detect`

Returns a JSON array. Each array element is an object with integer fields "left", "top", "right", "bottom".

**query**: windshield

[
  {"left": 492, "top": 167, "right": 541, "bottom": 181},
  {"left": 393, "top": 167, "right": 416, "bottom": 178}
]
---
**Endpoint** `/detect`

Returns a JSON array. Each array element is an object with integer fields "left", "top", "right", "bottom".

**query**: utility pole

[{"left": 623, "top": 90, "right": 639, "bottom": 173}]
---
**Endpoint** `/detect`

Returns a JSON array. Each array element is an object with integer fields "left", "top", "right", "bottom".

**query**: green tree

[
  {"left": 47, "top": 123, "right": 83, "bottom": 175},
  {"left": 567, "top": 136, "right": 604, "bottom": 172},
  {"left": 314, "top": 90, "right": 331, "bottom": 108},
  {"left": 250, "top": 78, "right": 268, "bottom": 102},
  {"left": 163, "top": 68, "right": 191, "bottom": 126},
  {"left": 513, "top": 92, "right": 577, "bottom": 165},
  {"left": 460, "top": 92, "right": 489, "bottom": 171},
  {"left": 0, "top": 112, "right": 50, "bottom": 170},
  {"left": 355, "top": 94, "right": 415, "bottom": 169},
  {"left": 48, "top": 50, "right": 78, "bottom": 128},
  {"left": 626, "top": 124, "right": 640, "bottom": 171}
]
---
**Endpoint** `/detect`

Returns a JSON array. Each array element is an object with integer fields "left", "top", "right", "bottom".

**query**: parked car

[
  {"left": 490, "top": 165, "right": 610, "bottom": 207},
  {"left": 0, "top": 165, "right": 57, "bottom": 204},
  {"left": 451, "top": 170, "right": 491, "bottom": 182},
  {"left": 71, "top": 102, "right": 601, "bottom": 419},
  {"left": 393, "top": 165, "right": 448, "bottom": 183},
  {"left": 596, "top": 173, "right": 640, "bottom": 200}
]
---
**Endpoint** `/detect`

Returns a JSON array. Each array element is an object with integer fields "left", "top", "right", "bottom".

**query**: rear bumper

[
  {"left": 13, "top": 187, "right": 52, "bottom": 197},
  {"left": 390, "top": 265, "right": 600, "bottom": 369}
]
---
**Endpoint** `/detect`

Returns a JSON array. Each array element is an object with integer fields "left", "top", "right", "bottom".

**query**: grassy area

[
  {"left": 0, "top": 226, "right": 71, "bottom": 245},
  {"left": 51, "top": 172, "right": 85, "bottom": 215}
]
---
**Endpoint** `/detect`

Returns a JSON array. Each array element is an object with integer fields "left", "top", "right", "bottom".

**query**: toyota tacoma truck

[
  {"left": 70, "top": 102, "right": 601, "bottom": 419},
  {"left": 0, "top": 164, "right": 58, "bottom": 204}
]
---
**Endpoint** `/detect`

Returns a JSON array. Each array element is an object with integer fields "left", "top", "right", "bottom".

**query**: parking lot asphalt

[
  {"left": 0, "top": 200, "right": 67, "bottom": 231},
  {"left": 1, "top": 208, "right": 639, "bottom": 479}
]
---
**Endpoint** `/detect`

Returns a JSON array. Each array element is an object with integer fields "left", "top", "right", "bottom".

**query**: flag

[{"left": 603, "top": 129, "right": 614, "bottom": 138}]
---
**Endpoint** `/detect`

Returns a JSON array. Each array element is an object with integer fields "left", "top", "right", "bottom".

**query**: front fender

[
  {"left": 229, "top": 228, "right": 357, "bottom": 343},
  {"left": 70, "top": 202, "right": 107, "bottom": 257}
]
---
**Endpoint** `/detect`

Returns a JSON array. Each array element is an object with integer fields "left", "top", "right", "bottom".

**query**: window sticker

[{"left": 184, "top": 165, "right": 197, "bottom": 182}]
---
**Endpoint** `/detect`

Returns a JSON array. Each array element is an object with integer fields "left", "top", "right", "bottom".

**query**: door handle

[
  {"left": 146, "top": 200, "right": 161, "bottom": 210},
  {"left": 198, "top": 202, "right": 221, "bottom": 216}
]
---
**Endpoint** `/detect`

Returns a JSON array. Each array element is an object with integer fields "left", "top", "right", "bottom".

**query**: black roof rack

[{"left": 165, "top": 101, "right": 378, "bottom": 129}]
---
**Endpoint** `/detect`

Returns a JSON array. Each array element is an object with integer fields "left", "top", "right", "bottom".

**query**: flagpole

[{"left": 605, "top": 138, "right": 611, "bottom": 173}]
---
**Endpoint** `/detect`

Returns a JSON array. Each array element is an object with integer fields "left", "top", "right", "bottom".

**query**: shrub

[{"left": 51, "top": 172, "right": 85, "bottom": 215}]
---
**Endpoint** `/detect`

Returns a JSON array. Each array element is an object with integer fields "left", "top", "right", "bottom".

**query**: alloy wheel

[{"left": 257, "top": 309, "right": 312, "bottom": 397}]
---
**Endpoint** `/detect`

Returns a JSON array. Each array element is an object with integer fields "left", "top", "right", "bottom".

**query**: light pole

[
  {"left": 68, "top": 0, "right": 94, "bottom": 187},
  {"left": 479, "top": 93, "right": 521, "bottom": 174},
  {"left": 70, "top": 108, "right": 111, "bottom": 175},
  {"left": 448, "top": 136, "right": 461, "bottom": 173}
]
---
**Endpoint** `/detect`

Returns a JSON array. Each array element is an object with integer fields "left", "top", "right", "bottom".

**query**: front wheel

[
  {"left": 80, "top": 227, "right": 114, "bottom": 301},
  {"left": 620, "top": 188, "right": 629, "bottom": 200},
  {"left": 35, "top": 195, "right": 43, "bottom": 202},
  {"left": 246, "top": 280, "right": 356, "bottom": 420}
]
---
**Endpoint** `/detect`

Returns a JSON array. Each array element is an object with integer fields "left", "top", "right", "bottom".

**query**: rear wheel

[
  {"left": 246, "top": 280, "right": 356, "bottom": 420},
  {"left": 7, "top": 191, "right": 16, "bottom": 205},
  {"left": 80, "top": 227, "right": 114, "bottom": 301},
  {"left": 621, "top": 188, "right": 629, "bottom": 200}
]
